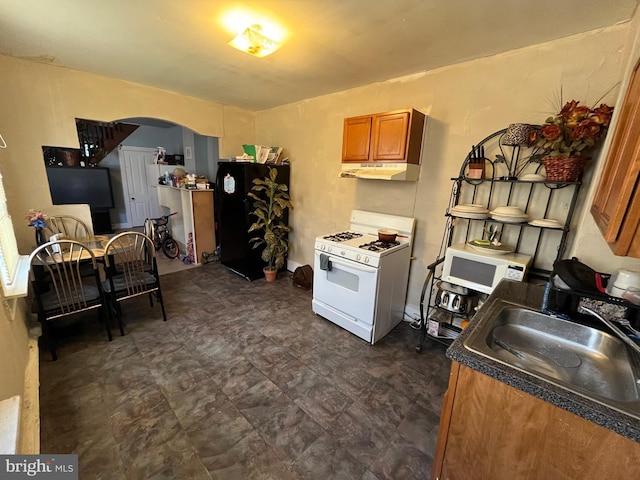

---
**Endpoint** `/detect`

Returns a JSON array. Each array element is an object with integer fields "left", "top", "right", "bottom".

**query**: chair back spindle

[{"left": 43, "top": 215, "right": 91, "bottom": 241}]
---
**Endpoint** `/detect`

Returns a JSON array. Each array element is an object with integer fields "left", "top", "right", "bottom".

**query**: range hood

[{"left": 340, "top": 163, "right": 420, "bottom": 181}]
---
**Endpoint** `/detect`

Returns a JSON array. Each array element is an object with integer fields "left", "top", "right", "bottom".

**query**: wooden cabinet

[
  {"left": 342, "top": 115, "right": 372, "bottom": 161},
  {"left": 341, "top": 109, "right": 425, "bottom": 164},
  {"left": 591, "top": 58, "right": 640, "bottom": 257},
  {"left": 191, "top": 190, "right": 216, "bottom": 258},
  {"left": 432, "top": 362, "right": 640, "bottom": 480},
  {"left": 156, "top": 186, "right": 215, "bottom": 264}
]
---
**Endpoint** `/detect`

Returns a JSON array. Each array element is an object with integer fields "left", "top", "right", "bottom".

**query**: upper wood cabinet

[
  {"left": 591, "top": 58, "right": 640, "bottom": 257},
  {"left": 341, "top": 109, "right": 425, "bottom": 164}
]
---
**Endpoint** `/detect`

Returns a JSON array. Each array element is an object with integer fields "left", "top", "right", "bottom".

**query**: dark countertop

[{"left": 446, "top": 280, "right": 640, "bottom": 443}]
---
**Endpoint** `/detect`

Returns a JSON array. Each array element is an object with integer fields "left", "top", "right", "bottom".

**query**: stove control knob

[
  {"left": 364, "top": 257, "right": 370, "bottom": 263},
  {"left": 319, "top": 244, "right": 325, "bottom": 251},
  {"left": 341, "top": 250, "right": 346, "bottom": 256},
  {"left": 356, "top": 254, "right": 361, "bottom": 261},
  {"left": 327, "top": 246, "right": 332, "bottom": 253}
]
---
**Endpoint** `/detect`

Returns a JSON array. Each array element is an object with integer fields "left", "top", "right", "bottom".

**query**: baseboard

[
  {"left": 18, "top": 339, "right": 40, "bottom": 453},
  {"left": 286, "top": 259, "right": 303, "bottom": 273},
  {"left": 403, "top": 303, "right": 421, "bottom": 323}
]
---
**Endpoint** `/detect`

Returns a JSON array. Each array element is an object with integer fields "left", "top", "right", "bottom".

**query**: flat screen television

[{"left": 46, "top": 166, "right": 115, "bottom": 210}]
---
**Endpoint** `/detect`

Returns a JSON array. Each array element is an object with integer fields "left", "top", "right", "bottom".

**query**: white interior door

[{"left": 119, "top": 146, "right": 158, "bottom": 227}]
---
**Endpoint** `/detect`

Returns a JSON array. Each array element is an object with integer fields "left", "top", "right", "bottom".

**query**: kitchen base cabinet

[{"left": 432, "top": 362, "right": 640, "bottom": 480}]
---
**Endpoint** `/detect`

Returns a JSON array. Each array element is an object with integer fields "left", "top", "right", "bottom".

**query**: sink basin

[{"left": 464, "top": 300, "right": 640, "bottom": 418}]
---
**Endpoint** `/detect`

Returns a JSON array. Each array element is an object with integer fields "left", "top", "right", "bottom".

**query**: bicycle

[{"left": 143, "top": 212, "right": 180, "bottom": 259}]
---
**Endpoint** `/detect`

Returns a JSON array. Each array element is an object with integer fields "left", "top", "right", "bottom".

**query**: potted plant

[
  {"left": 248, "top": 167, "right": 293, "bottom": 281},
  {"left": 530, "top": 99, "right": 614, "bottom": 181}
]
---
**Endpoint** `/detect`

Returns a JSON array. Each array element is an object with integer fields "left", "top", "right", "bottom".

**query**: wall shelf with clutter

[{"left": 416, "top": 124, "right": 584, "bottom": 351}]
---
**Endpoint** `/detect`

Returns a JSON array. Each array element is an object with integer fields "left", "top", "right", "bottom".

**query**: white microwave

[{"left": 441, "top": 243, "right": 532, "bottom": 294}]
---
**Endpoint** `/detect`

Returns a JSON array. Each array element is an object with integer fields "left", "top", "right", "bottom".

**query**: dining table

[
  {"left": 32, "top": 234, "right": 141, "bottom": 268},
  {"left": 73, "top": 235, "right": 110, "bottom": 259},
  {"left": 32, "top": 235, "right": 110, "bottom": 263}
]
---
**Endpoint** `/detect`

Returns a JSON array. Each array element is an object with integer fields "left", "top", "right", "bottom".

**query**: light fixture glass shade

[
  {"left": 228, "top": 25, "right": 281, "bottom": 58},
  {"left": 502, "top": 123, "right": 532, "bottom": 146}
]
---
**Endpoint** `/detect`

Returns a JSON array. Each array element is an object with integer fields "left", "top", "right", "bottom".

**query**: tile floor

[
  {"left": 155, "top": 251, "right": 200, "bottom": 275},
  {"left": 39, "top": 262, "right": 451, "bottom": 479}
]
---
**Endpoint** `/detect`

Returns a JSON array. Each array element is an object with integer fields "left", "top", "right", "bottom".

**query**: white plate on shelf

[
  {"left": 519, "top": 173, "right": 546, "bottom": 181},
  {"left": 449, "top": 205, "right": 489, "bottom": 220},
  {"left": 450, "top": 209, "right": 489, "bottom": 220},
  {"left": 467, "top": 240, "right": 515, "bottom": 255},
  {"left": 528, "top": 218, "right": 563, "bottom": 228},
  {"left": 490, "top": 206, "right": 526, "bottom": 216},
  {"left": 490, "top": 213, "right": 528, "bottom": 223},
  {"left": 452, "top": 204, "right": 489, "bottom": 213}
]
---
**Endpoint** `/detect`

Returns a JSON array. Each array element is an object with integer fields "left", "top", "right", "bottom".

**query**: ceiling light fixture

[{"left": 228, "top": 24, "right": 282, "bottom": 58}]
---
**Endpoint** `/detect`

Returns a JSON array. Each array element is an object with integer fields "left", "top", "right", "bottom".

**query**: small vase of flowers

[
  {"left": 25, "top": 209, "right": 47, "bottom": 246},
  {"left": 530, "top": 100, "right": 614, "bottom": 181}
]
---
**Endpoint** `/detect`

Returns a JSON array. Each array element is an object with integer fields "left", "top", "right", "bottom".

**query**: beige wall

[
  {"left": 218, "top": 106, "right": 256, "bottom": 159},
  {"left": 0, "top": 53, "right": 255, "bottom": 254},
  {"left": 0, "top": 53, "right": 255, "bottom": 449},
  {"left": 256, "top": 23, "right": 640, "bottom": 311}
]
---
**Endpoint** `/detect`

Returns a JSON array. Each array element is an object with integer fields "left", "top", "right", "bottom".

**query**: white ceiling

[{"left": 0, "top": 0, "right": 637, "bottom": 111}]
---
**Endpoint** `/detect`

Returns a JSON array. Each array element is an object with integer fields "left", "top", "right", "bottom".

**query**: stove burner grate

[
  {"left": 359, "top": 240, "right": 400, "bottom": 252},
  {"left": 323, "top": 231, "right": 363, "bottom": 242}
]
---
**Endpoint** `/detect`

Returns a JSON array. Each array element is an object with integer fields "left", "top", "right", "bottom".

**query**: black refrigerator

[{"left": 216, "top": 162, "right": 291, "bottom": 280}]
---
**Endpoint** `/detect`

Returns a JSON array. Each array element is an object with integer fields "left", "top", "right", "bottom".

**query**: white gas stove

[
  {"left": 315, "top": 231, "right": 409, "bottom": 268},
  {"left": 312, "top": 210, "right": 416, "bottom": 344}
]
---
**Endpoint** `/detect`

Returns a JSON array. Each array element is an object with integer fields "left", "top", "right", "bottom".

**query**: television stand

[{"left": 91, "top": 209, "right": 113, "bottom": 234}]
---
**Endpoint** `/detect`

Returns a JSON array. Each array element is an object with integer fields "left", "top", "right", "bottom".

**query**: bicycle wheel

[{"left": 162, "top": 236, "right": 180, "bottom": 259}]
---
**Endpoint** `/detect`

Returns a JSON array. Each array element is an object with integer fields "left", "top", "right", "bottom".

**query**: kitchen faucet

[{"left": 579, "top": 306, "right": 640, "bottom": 356}]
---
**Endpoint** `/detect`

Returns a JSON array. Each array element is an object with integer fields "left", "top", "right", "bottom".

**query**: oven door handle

[{"left": 326, "top": 256, "right": 378, "bottom": 274}]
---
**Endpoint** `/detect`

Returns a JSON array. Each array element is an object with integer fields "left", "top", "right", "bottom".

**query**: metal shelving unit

[{"left": 417, "top": 127, "right": 582, "bottom": 352}]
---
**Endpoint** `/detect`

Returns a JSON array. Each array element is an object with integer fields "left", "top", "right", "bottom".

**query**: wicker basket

[{"left": 542, "top": 156, "right": 588, "bottom": 182}]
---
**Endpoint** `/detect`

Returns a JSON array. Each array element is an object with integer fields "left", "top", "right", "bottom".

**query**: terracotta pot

[
  {"left": 377, "top": 229, "right": 398, "bottom": 243},
  {"left": 263, "top": 267, "right": 277, "bottom": 282}
]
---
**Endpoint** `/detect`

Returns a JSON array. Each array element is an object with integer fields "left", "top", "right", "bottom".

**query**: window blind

[{"left": 0, "top": 172, "right": 20, "bottom": 289}]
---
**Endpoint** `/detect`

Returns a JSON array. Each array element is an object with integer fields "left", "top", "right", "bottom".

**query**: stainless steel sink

[{"left": 464, "top": 300, "right": 640, "bottom": 418}]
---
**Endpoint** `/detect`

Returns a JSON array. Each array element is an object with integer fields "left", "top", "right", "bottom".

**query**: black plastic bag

[{"left": 550, "top": 258, "right": 606, "bottom": 293}]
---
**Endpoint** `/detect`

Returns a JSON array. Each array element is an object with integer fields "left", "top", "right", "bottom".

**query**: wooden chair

[
  {"left": 102, "top": 232, "right": 167, "bottom": 333},
  {"left": 42, "top": 215, "right": 91, "bottom": 241},
  {"left": 29, "top": 239, "right": 111, "bottom": 361}
]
